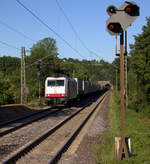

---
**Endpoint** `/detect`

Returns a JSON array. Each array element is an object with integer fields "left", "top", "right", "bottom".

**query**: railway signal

[
  {"left": 106, "top": 1, "right": 140, "bottom": 160},
  {"left": 106, "top": 5, "right": 123, "bottom": 35},
  {"left": 107, "top": 22, "right": 123, "bottom": 35},
  {"left": 106, "top": 1, "right": 140, "bottom": 35}
]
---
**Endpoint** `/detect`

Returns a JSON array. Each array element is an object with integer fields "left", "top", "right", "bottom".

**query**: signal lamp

[
  {"left": 107, "top": 23, "right": 123, "bottom": 34},
  {"left": 124, "top": 4, "right": 139, "bottom": 16},
  {"left": 107, "top": 5, "right": 117, "bottom": 16}
]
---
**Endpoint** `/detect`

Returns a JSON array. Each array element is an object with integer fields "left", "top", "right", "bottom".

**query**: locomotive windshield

[{"left": 47, "top": 80, "right": 64, "bottom": 86}]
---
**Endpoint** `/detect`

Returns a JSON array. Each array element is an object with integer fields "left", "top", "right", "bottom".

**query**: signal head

[
  {"left": 107, "top": 5, "right": 117, "bottom": 16},
  {"left": 107, "top": 22, "right": 123, "bottom": 34},
  {"left": 124, "top": 4, "right": 139, "bottom": 16}
]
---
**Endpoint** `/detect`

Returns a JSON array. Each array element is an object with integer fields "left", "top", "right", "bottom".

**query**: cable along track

[{"left": 2, "top": 92, "right": 107, "bottom": 164}]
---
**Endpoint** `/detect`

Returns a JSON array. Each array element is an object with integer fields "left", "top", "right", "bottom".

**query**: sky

[{"left": 0, "top": 0, "right": 149, "bottom": 63}]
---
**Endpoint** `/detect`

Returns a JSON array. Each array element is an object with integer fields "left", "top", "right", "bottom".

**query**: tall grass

[
  {"left": 92, "top": 91, "right": 150, "bottom": 164},
  {"left": 27, "top": 97, "right": 46, "bottom": 109}
]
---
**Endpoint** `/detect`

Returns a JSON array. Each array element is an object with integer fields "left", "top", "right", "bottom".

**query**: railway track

[
  {"left": 0, "top": 107, "right": 63, "bottom": 137},
  {"left": 1, "top": 91, "right": 108, "bottom": 164},
  {"left": 0, "top": 105, "right": 79, "bottom": 162}
]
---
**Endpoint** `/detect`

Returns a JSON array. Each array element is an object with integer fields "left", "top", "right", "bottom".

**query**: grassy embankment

[
  {"left": 27, "top": 97, "right": 47, "bottom": 109},
  {"left": 92, "top": 91, "right": 150, "bottom": 164}
]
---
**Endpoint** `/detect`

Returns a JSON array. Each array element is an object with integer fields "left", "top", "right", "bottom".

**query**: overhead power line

[
  {"left": 0, "top": 20, "right": 36, "bottom": 43},
  {"left": 15, "top": 0, "right": 85, "bottom": 59},
  {"left": 0, "top": 40, "right": 20, "bottom": 50},
  {"left": 0, "top": 40, "right": 31, "bottom": 56},
  {"left": 55, "top": 0, "right": 101, "bottom": 59}
]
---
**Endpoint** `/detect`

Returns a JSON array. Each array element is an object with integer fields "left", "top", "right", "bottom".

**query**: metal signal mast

[{"left": 21, "top": 46, "right": 26, "bottom": 104}]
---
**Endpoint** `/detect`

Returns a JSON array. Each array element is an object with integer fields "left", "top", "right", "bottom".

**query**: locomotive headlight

[{"left": 62, "top": 94, "right": 66, "bottom": 97}]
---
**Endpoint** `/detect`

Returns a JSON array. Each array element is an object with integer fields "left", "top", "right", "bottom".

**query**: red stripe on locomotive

[{"left": 46, "top": 93, "right": 66, "bottom": 97}]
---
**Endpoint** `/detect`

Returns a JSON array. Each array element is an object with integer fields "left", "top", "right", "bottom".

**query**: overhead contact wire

[
  {"left": 0, "top": 20, "right": 36, "bottom": 43},
  {"left": 0, "top": 40, "right": 20, "bottom": 51},
  {"left": 15, "top": 0, "right": 85, "bottom": 59},
  {"left": 55, "top": 0, "right": 101, "bottom": 59}
]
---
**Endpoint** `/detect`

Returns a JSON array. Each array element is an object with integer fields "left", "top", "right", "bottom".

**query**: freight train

[{"left": 45, "top": 76, "right": 108, "bottom": 105}]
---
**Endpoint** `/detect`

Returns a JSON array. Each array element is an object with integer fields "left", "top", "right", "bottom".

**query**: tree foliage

[
  {"left": 0, "top": 72, "right": 14, "bottom": 105},
  {"left": 0, "top": 37, "right": 113, "bottom": 105},
  {"left": 130, "top": 17, "right": 150, "bottom": 103}
]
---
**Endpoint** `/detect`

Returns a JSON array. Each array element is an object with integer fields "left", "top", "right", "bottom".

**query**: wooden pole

[
  {"left": 125, "top": 31, "right": 128, "bottom": 107},
  {"left": 118, "top": 32, "right": 129, "bottom": 160}
]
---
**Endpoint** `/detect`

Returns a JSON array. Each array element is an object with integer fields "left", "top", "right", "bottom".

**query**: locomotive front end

[{"left": 45, "top": 77, "right": 68, "bottom": 105}]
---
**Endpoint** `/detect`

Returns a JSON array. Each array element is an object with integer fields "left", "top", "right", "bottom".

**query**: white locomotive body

[
  {"left": 45, "top": 76, "right": 77, "bottom": 105},
  {"left": 45, "top": 76, "right": 109, "bottom": 105}
]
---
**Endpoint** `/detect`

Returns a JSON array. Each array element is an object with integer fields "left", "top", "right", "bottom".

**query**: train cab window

[
  {"left": 56, "top": 80, "right": 64, "bottom": 86},
  {"left": 47, "top": 80, "right": 55, "bottom": 86},
  {"left": 47, "top": 80, "right": 64, "bottom": 87}
]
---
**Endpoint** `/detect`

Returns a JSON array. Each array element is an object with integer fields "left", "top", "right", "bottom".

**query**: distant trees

[
  {"left": 0, "top": 37, "right": 113, "bottom": 105},
  {"left": 0, "top": 56, "right": 20, "bottom": 104},
  {"left": 0, "top": 70, "right": 18, "bottom": 105}
]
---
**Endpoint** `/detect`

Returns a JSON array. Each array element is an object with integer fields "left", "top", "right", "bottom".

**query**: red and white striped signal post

[{"left": 106, "top": 1, "right": 140, "bottom": 160}]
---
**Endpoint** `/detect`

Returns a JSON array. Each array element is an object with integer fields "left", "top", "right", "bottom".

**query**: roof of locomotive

[{"left": 45, "top": 76, "right": 76, "bottom": 81}]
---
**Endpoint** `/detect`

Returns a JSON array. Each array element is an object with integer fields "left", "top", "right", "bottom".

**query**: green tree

[
  {"left": 130, "top": 17, "right": 150, "bottom": 104},
  {"left": 0, "top": 56, "right": 21, "bottom": 104},
  {"left": 0, "top": 72, "right": 14, "bottom": 105},
  {"left": 0, "top": 56, "right": 20, "bottom": 75},
  {"left": 26, "top": 37, "right": 59, "bottom": 99}
]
